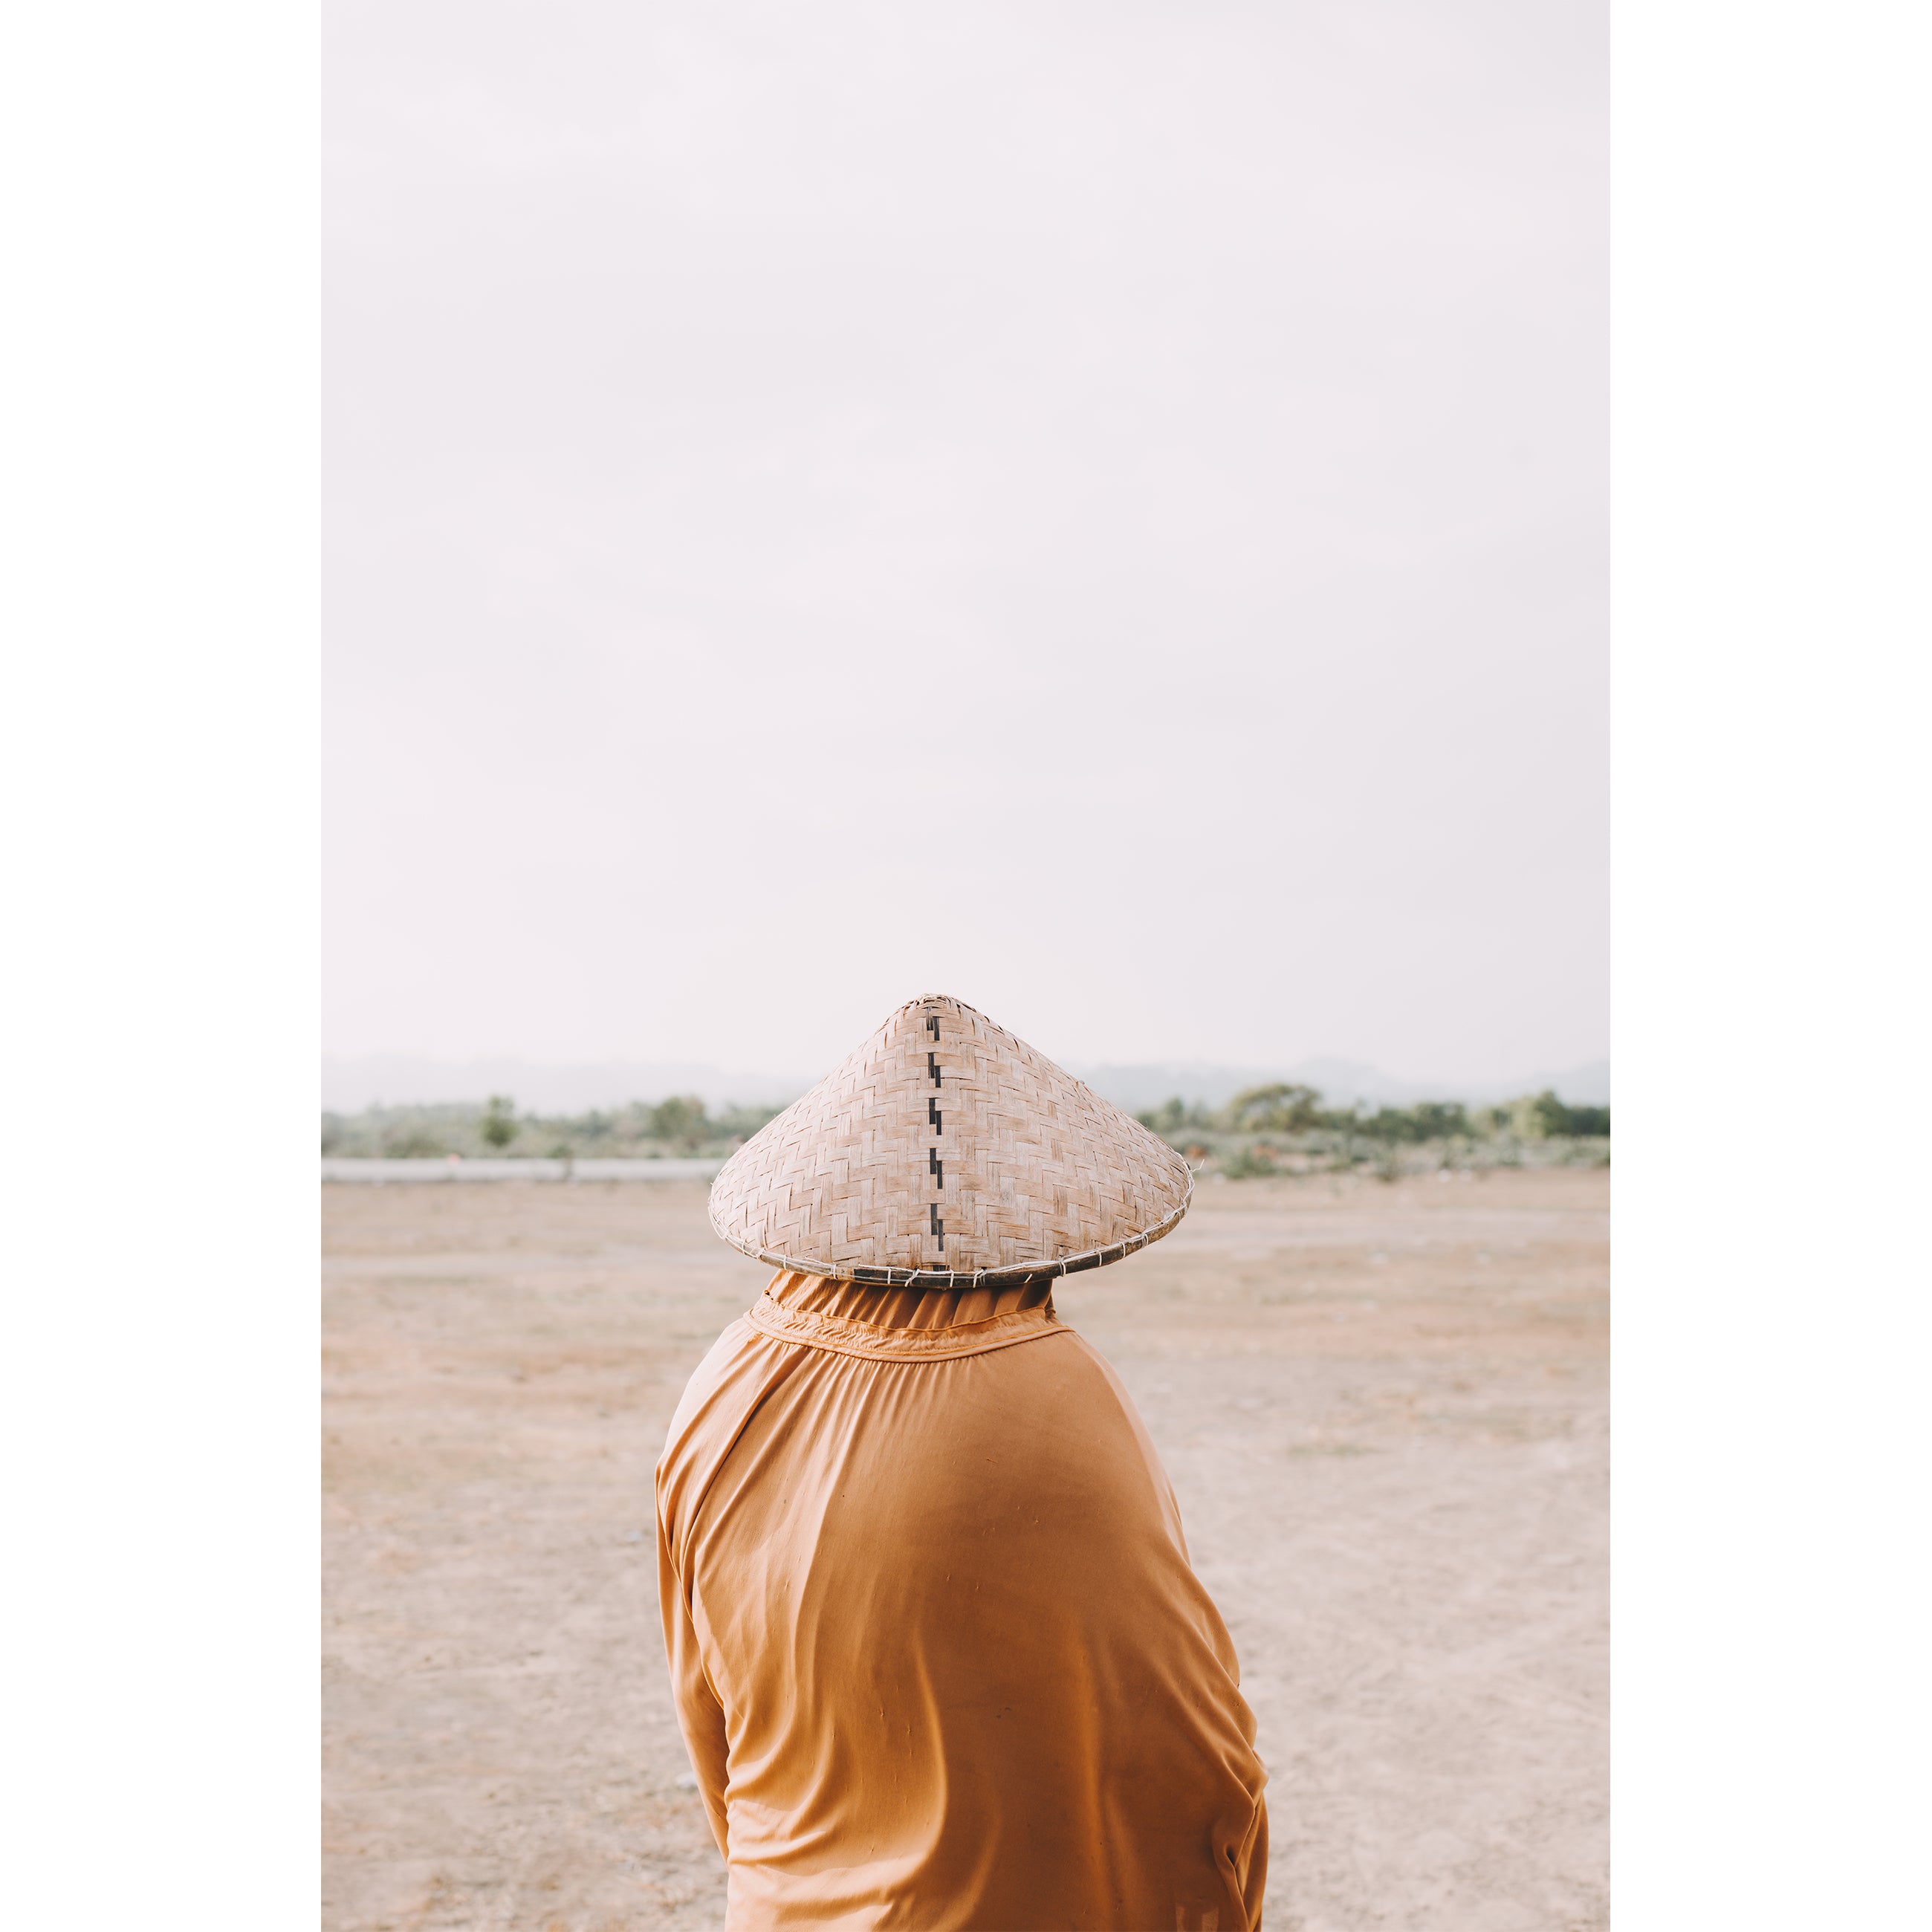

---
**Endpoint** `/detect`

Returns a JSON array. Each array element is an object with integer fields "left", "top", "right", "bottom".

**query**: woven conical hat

[{"left": 707, "top": 993, "right": 1194, "bottom": 1289}]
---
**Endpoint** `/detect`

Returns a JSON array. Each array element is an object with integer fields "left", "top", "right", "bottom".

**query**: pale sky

[{"left": 324, "top": 0, "right": 1606, "bottom": 1087}]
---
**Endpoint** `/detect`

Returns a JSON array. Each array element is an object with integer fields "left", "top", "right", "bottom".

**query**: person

[{"left": 655, "top": 993, "right": 1268, "bottom": 1930}]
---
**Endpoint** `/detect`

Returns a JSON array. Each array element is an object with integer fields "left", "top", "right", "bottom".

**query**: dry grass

[{"left": 323, "top": 1168, "right": 1607, "bottom": 1931}]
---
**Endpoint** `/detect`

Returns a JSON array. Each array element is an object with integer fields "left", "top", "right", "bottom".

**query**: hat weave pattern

[{"left": 707, "top": 994, "right": 1193, "bottom": 1288}]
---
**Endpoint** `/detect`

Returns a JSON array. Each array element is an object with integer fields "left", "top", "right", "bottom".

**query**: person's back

[
  {"left": 658, "top": 1271, "right": 1267, "bottom": 1928},
  {"left": 655, "top": 994, "right": 1268, "bottom": 1929}
]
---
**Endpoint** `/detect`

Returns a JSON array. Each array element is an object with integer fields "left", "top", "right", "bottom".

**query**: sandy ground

[{"left": 323, "top": 1168, "right": 1607, "bottom": 1932}]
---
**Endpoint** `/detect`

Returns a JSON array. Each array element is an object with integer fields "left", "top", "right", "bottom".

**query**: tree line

[
  {"left": 1135, "top": 1083, "right": 1610, "bottom": 1145},
  {"left": 321, "top": 1094, "right": 789, "bottom": 1159},
  {"left": 322, "top": 1081, "right": 1609, "bottom": 1161}
]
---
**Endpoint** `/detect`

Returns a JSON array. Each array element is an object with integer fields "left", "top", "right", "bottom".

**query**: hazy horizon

[{"left": 321, "top": 1046, "right": 1611, "bottom": 1116}]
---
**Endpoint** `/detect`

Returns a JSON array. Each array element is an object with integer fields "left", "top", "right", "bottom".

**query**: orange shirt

[{"left": 655, "top": 1270, "right": 1268, "bottom": 1931}]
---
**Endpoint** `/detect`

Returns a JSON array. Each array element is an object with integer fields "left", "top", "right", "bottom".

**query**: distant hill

[{"left": 324, "top": 1052, "right": 1609, "bottom": 1115}]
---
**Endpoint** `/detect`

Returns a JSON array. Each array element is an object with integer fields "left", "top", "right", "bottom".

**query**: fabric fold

[{"left": 742, "top": 1289, "right": 1068, "bottom": 1362}]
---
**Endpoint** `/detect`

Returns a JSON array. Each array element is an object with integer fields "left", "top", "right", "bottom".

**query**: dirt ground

[{"left": 323, "top": 1168, "right": 1607, "bottom": 1932}]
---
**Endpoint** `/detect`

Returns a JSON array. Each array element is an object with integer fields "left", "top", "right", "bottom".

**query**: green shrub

[
  {"left": 1222, "top": 1085, "right": 1322, "bottom": 1134},
  {"left": 480, "top": 1095, "right": 519, "bottom": 1148},
  {"left": 1222, "top": 1144, "right": 1280, "bottom": 1179},
  {"left": 649, "top": 1095, "right": 708, "bottom": 1149}
]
